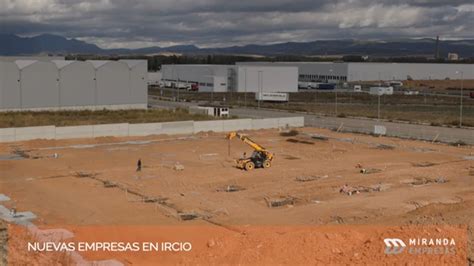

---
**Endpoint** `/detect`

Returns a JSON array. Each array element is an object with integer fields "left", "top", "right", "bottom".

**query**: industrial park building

[
  {"left": 0, "top": 59, "right": 147, "bottom": 111},
  {"left": 161, "top": 64, "right": 298, "bottom": 93},
  {"left": 236, "top": 62, "right": 474, "bottom": 83}
]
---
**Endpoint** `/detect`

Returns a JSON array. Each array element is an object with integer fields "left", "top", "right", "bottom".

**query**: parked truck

[
  {"left": 255, "top": 92, "right": 289, "bottom": 102},
  {"left": 369, "top": 86, "right": 394, "bottom": 96},
  {"left": 317, "top": 83, "right": 336, "bottom": 90}
]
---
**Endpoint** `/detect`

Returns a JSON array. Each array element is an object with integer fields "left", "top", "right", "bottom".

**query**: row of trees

[{"left": 66, "top": 54, "right": 474, "bottom": 72}]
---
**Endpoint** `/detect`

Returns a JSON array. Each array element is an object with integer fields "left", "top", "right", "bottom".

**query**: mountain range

[{"left": 1, "top": 34, "right": 474, "bottom": 57}]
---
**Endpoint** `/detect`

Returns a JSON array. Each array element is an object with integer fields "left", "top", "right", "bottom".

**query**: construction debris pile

[
  {"left": 265, "top": 196, "right": 296, "bottom": 208},
  {"left": 339, "top": 184, "right": 386, "bottom": 196},
  {"left": 410, "top": 177, "right": 448, "bottom": 186}
]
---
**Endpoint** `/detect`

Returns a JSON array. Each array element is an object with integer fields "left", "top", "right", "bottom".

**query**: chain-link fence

[
  {"left": 302, "top": 115, "right": 474, "bottom": 145},
  {"left": 148, "top": 86, "right": 474, "bottom": 144},
  {"left": 150, "top": 87, "right": 474, "bottom": 128}
]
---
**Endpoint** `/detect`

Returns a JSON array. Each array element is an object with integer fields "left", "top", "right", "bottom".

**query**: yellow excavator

[{"left": 227, "top": 132, "right": 274, "bottom": 171}]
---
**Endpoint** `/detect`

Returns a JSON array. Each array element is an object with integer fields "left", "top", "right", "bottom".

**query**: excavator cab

[{"left": 227, "top": 132, "right": 274, "bottom": 171}]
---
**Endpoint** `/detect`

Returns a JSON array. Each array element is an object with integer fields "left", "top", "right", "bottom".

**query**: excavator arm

[
  {"left": 227, "top": 132, "right": 266, "bottom": 152},
  {"left": 227, "top": 132, "right": 274, "bottom": 170}
]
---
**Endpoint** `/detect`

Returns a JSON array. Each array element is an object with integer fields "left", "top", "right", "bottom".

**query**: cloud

[{"left": 0, "top": 0, "right": 473, "bottom": 48}]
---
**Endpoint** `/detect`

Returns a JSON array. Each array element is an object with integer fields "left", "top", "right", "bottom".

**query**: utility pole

[
  {"left": 177, "top": 72, "right": 180, "bottom": 102},
  {"left": 209, "top": 66, "right": 214, "bottom": 104},
  {"left": 244, "top": 68, "right": 247, "bottom": 108},
  {"left": 457, "top": 71, "right": 464, "bottom": 127},
  {"left": 378, "top": 72, "right": 381, "bottom": 121},
  {"left": 329, "top": 69, "right": 337, "bottom": 116},
  {"left": 172, "top": 64, "right": 176, "bottom": 101},
  {"left": 377, "top": 92, "right": 381, "bottom": 121},
  {"left": 258, "top": 71, "right": 263, "bottom": 109}
]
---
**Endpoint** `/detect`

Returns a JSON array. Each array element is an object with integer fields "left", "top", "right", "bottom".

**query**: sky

[{"left": 0, "top": 0, "right": 473, "bottom": 49}]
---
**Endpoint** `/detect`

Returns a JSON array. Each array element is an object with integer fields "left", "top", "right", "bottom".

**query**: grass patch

[
  {"left": 151, "top": 89, "right": 474, "bottom": 127},
  {"left": 0, "top": 108, "right": 216, "bottom": 128}
]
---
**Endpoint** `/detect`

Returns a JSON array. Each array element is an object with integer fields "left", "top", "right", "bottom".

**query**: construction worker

[{"left": 137, "top": 159, "right": 142, "bottom": 172}]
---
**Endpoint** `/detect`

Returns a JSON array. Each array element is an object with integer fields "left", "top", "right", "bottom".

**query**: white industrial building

[
  {"left": 55, "top": 60, "right": 95, "bottom": 107},
  {"left": 161, "top": 64, "right": 298, "bottom": 93},
  {"left": 161, "top": 65, "right": 231, "bottom": 92},
  {"left": 236, "top": 62, "right": 474, "bottom": 82},
  {"left": 0, "top": 59, "right": 147, "bottom": 111},
  {"left": 234, "top": 65, "right": 298, "bottom": 93},
  {"left": 148, "top": 71, "right": 163, "bottom": 85}
]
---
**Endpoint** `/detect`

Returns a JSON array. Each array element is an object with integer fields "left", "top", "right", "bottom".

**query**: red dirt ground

[{"left": 1, "top": 128, "right": 473, "bottom": 264}]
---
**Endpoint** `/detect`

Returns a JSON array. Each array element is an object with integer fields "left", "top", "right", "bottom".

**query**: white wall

[
  {"left": 0, "top": 117, "right": 305, "bottom": 142},
  {"left": 121, "top": 60, "right": 148, "bottom": 104},
  {"left": 213, "top": 76, "right": 228, "bottom": 92},
  {"left": 161, "top": 64, "right": 230, "bottom": 92},
  {"left": 236, "top": 62, "right": 349, "bottom": 83},
  {"left": 57, "top": 61, "right": 95, "bottom": 107},
  {"left": 0, "top": 60, "right": 148, "bottom": 112},
  {"left": 148, "top": 72, "right": 162, "bottom": 85},
  {"left": 20, "top": 61, "right": 59, "bottom": 108},
  {"left": 236, "top": 61, "right": 473, "bottom": 82},
  {"left": 95, "top": 62, "right": 130, "bottom": 105},
  {"left": 0, "top": 61, "right": 20, "bottom": 109},
  {"left": 348, "top": 63, "right": 474, "bottom": 81},
  {"left": 235, "top": 66, "right": 298, "bottom": 93}
]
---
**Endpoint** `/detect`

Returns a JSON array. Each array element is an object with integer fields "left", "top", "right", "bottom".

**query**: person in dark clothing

[{"left": 137, "top": 159, "right": 142, "bottom": 172}]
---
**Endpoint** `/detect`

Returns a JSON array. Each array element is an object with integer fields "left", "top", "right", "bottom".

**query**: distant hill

[
  {"left": 0, "top": 34, "right": 103, "bottom": 55},
  {"left": 1, "top": 34, "right": 473, "bottom": 57}
]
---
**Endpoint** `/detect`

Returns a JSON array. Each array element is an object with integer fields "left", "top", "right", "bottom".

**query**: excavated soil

[{"left": 0, "top": 128, "right": 472, "bottom": 264}]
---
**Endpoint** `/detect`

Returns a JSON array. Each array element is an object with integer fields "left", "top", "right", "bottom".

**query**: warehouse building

[
  {"left": 55, "top": 60, "right": 95, "bottom": 107},
  {"left": 19, "top": 60, "right": 60, "bottom": 109},
  {"left": 0, "top": 59, "right": 147, "bottom": 111},
  {"left": 162, "top": 65, "right": 229, "bottom": 92},
  {"left": 236, "top": 62, "right": 474, "bottom": 82},
  {"left": 148, "top": 71, "right": 162, "bottom": 85},
  {"left": 161, "top": 64, "right": 298, "bottom": 93},
  {"left": 234, "top": 65, "right": 298, "bottom": 93}
]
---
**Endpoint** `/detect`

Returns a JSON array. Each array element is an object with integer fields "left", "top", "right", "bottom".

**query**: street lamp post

[
  {"left": 456, "top": 71, "right": 464, "bottom": 127},
  {"left": 177, "top": 76, "right": 180, "bottom": 102},
  {"left": 257, "top": 71, "right": 263, "bottom": 109},
  {"left": 377, "top": 91, "right": 381, "bottom": 121},
  {"left": 207, "top": 66, "right": 214, "bottom": 104},
  {"left": 378, "top": 72, "right": 381, "bottom": 121},
  {"left": 329, "top": 69, "right": 337, "bottom": 116},
  {"left": 172, "top": 64, "right": 177, "bottom": 102},
  {"left": 244, "top": 68, "right": 247, "bottom": 108}
]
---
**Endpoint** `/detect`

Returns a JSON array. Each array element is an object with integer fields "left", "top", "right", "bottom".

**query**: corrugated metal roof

[
  {"left": 52, "top": 60, "right": 75, "bottom": 69},
  {"left": 120, "top": 60, "right": 146, "bottom": 68},
  {"left": 88, "top": 60, "right": 109, "bottom": 69},
  {"left": 15, "top": 60, "right": 37, "bottom": 69}
]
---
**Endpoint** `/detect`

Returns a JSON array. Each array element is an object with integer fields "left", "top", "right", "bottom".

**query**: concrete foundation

[
  {"left": 0, "top": 194, "right": 10, "bottom": 201},
  {"left": 0, "top": 205, "right": 37, "bottom": 225}
]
